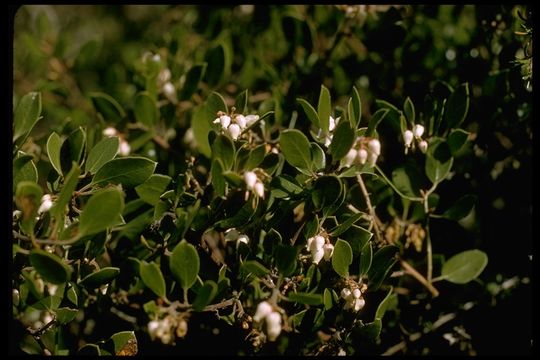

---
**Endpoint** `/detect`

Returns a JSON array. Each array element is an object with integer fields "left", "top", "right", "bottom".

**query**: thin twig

[
  {"left": 426, "top": 219, "right": 433, "bottom": 283},
  {"left": 400, "top": 259, "right": 439, "bottom": 297},
  {"left": 356, "top": 174, "right": 383, "bottom": 243},
  {"left": 12, "top": 231, "right": 79, "bottom": 246}
]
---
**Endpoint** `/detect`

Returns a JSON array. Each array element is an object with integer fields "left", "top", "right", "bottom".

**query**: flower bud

[
  {"left": 265, "top": 311, "right": 282, "bottom": 341},
  {"left": 176, "top": 319, "right": 188, "bottom": 338},
  {"left": 220, "top": 115, "right": 232, "bottom": 129},
  {"left": 323, "top": 243, "right": 334, "bottom": 260},
  {"left": 357, "top": 148, "right": 368, "bottom": 165},
  {"left": 353, "top": 288, "right": 361, "bottom": 299},
  {"left": 235, "top": 114, "right": 247, "bottom": 129},
  {"left": 245, "top": 114, "right": 259, "bottom": 126},
  {"left": 148, "top": 320, "right": 160, "bottom": 338},
  {"left": 38, "top": 195, "right": 53, "bottom": 214},
  {"left": 244, "top": 171, "right": 257, "bottom": 189},
  {"left": 343, "top": 148, "right": 358, "bottom": 167},
  {"left": 253, "top": 301, "right": 273, "bottom": 322},
  {"left": 418, "top": 140, "right": 428, "bottom": 153},
  {"left": 254, "top": 181, "right": 265, "bottom": 198},
  {"left": 103, "top": 127, "right": 117, "bottom": 137},
  {"left": 312, "top": 235, "right": 325, "bottom": 250},
  {"left": 413, "top": 124, "right": 425, "bottom": 138},
  {"left": 228, "top": 123, "right": 241, "bottom": 140},
  {"left": 341, "top": 288, "right": 352, "bottom": 299},
  {"left": 163, "top": 82, "right": 176, "bottom": 99},
  {"left": 329, "top": 116, "right": 337, "bottom": 132},
  {"left": 119, "top": 139, "right": 131, "bottom": 156},
  {"left": 367, "top": 152, "right": 378, "bottom": 167},
  {"left": 158, "top": 68, "right": 171, "bottom": 84},
  {"left": 311, "top": 246, "right": 325, "bottom": 264},
  {"left": 306, "top": 237, "right": 314, "bottom": 250},
  {"left": 404, "top": 130, "right": 413, "bottom": 147},
  {"left": 368, "top": 139, "right": 381, "bottom": 156},
  {"left": 353, "top": 297, "right": 366, "bottom": 311}
]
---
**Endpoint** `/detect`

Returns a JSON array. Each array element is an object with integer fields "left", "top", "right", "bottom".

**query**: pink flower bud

[{"left": 228, "top": 123, "right": 241, "bottom": 140}]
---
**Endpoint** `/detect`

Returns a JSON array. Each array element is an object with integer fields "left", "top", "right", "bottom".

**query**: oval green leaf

[
  {"left": 441, "top": 249, "right": 488, "bottom": 284},
  {"left": 329, "top": 120, "right": 355, "bottom": 161},
  {"left": 85, "top": 136, "right": 119, "bottom": 174},
  {"left": 92, "top": 157, "right": 156, "bottom": 188},
  {"left": 13, "top": 92, "right": 42, "bottom": 142},
  {"left": 135, "top": 174, "right": 171, "bottom": 206},
  {"left": 134, "top": 92, "right": 158, "bottom": 127},
  {"left": 78, "top": 187, "right": 125, "bottom": 237},
  {"left": 79, "top": 267, "right": 120, "bottom": 289},
  {"left": 90, "top": 92, "right": 126, "bottom": 123},
  {"left": 170, "top": 239, "right": 200, "bottom": 290},
  {"left": 332, "top": 239, "right": 353, "bottom": 278},
  {"left": 50, "top": 163, "right": 80, "bottom": 220},
  {"left": 140, "top": 261, "right": 166, "bottom": 298},
  {"left": 318, "top": 85, "right": 331, "bottom": 136},
  {"left": 288, "top": 292, "right": 323, "bottom": 306},
  {"left": 192, "top": 280, "right": 218, "bottom": 312},
  {"left": 46, "top": 132, "right": 63, "bottom": 176},
  {"left": 29, "top": 249, "right": 72, "bottom": 285},
  {"left": 280, "top": 129, "right": 312, "bottom": 171},
  {"left": 297, "top": 98, "right": 320, "bottom": 128}
]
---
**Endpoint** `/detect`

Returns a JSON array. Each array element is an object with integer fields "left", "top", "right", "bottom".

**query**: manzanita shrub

[{"left": 11, "top": 5, "right": 531, "bottom": 356}]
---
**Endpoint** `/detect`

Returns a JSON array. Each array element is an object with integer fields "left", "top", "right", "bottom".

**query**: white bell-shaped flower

[
  {"left": 103, "top": 127, "right": 117, "bottom": 137},
  {"left": 220, "top": 115, "right": 232, "bottom": 129},
  {"left": 367, "top": 152, "right": 378, "bottom": 167},
  {"left": 228, "top": 123, "right": 241, "bottom": 140},
  {"left": 404, "top": 130, "right": 414, "bottom": 147},
  {"left": 38, "top": 194, "right": 53, "bottom": 214},
  {"left": 357, "top": 148, "right": 368, "bottom": 165},
  {"left": 323, "top": 243, "right": 334, "bottom": 261},
  {"left": 353, "top": 288, "right": 361, "bottom": 299},
  {"left": 418, "top": 140, "right": 428, "bottom": 153},
  {"left": 368, "top": 138, "right": 381, "bottom": 156},
  {"left": 265, "top": 311, "right": 282, "bottom": 341},
  {"left": 163, "top": 82, "right": 175, "bottom": 99},
  {"left": 413, "top": 124, "right": 425, "bottom": 138},
  {"left": 353, "top": 297, "right": 366, "bottom": 311},
  {"left": 309, "top": 235, "right": 325, "bottom": 264},
  {"left": 119, "top": 139, "right": 131, "bottom": 156},
  {"left": 341, "top": 288, "right": 352, "bottom": 300},
  {"left": 253, "top": 301, "right": 273, "bottom": 322},
  {"left": 254, "top": 181, "right": 265, "bottom": 199},
  {"left": 235, "top": 114, "right": 247, "bottom": 129},
  {"left": 245, "top": 114, "right": 259, "bottom": 126},
  {"left": 244, "top": 171, "right": 257, "bottom": 189},
  {"left": 343, "top": 148, "right": 358, "bottom": 167},
  {"left": 237, "top": 235, "right": 249, "bottom": 245}
]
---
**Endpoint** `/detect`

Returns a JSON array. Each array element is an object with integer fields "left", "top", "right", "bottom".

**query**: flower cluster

[
  {"left": 403, "top": 124, "right": 428, "bottom": 154},
  {"left": 243, "top": 171, "right": 265, "bottom": 199},
  {"left": 343, "top": 137, "right": 382, "bottom": 167},
  {"left": 253, "top": 301, "right": 282, "bottom": 342},
  {"left": 102, "top": 127, "right": 131, "bottom": 156},
  {"left": 147, "top": 316, "right": 188, "bottom": 345},
  {"left": 306, "top": 234, "right": 334, "bottom": 264},
  {"left": 340, "top": 282, "right": 367, "bottom": 312},
  {"left": 213, "top": 111, "right": 259, "bottom": 141}
]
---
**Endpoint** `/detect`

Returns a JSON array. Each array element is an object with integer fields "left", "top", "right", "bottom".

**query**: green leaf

[
  {"left": 206, "top": 91, "right": 228, "bottom": 115},
  {"left": 135, "top": 174, "right": 171, "bottom": 206},
  {"left": 60, "top": 127, "right": 86, "bottom": 174},
  {"left": 50, "top": 163, "right": 80, "bottom": 220},
  {"left": 310, "top": 142, "right": 326, "bottom": 172},
  {"left": 46, "top": 132, "right": 63, "bottom": 176},
  {"left": 367, "top": 246, "right": 398, "bottom": 292},
  {"left": 365, "top": 109, "right": 389, "bottom": 137},
  {"left": 78, "top": 187, "right": 125, "bottom": 237},
  {"left": 329, "top": 120, "right": 355, "bottom": 161},
  {"left": 350, "top": 86, "right": 362, "bottom": 128},
  {"left": 109, "top": 331, "right": 138, "bottom": 355},
  {"left": 235, "top": 89, "right": 249, "bottom": 114},
  {"left": 332, "top": 239, "right": 353, "bottom": 278},
  {"left": 79, "top": 267, "right": 120, "bottom": 288},
  {"left": 403, "top": 97, "right": 415, "bottom": 125},
  {"left": 211, "top": 159, "right": 226, "bottom": 197},
  {"left": 66, "top": 284, "right": 78, "bottom": 306},
  {"left": 55, "top": 307, "right": 78, "bottom": 325},
  {"left": 240, "top": 260, "right": 270, "bottom": 278},
  {"left": 442, "top": 194, "right": 477, "bottom": 221},
  {"left": 275, "top": 245, "right": 298, "bottom": 277},
  {"left": 288, "top": 292, "right": 323, "bottom": 305},
  {"left": 375, "top": 286, "right": 394, "bottom": 320},
  {"left": 181, "top": 63, "right": 207, "bottom": 100},
  {"left": 13, "top": 154, "right": 38, "bottom": 192},
  {"left": 211, "top": 134, "right": 235, "bottom": 170},
  {"left": 245, "top": 143, "right": 266, "bottom": 170},
  {"left": 78, "top": 344, "right": 101, "bottom": 355},
  {"left": 441, "top": 249, "right": 488, "bottom": 284},
  {"left": 204, "top": 43, "right": 229, "bottom": 86},
  {"left": 323, "top": 288, "right": 339, "bottom": 310},
  {"left": 342, "top": 225, "right": 373, "bottom": 256},
  {"left": 329, "top": 213, "right": 364, "bottom": 237},
  {"left": 448, "top": 128, "right": 470, "bottom": 155},
  {"left": 89, "top": 92, "right": 126, "bottom": 123},
  {"left": 140, "top": 261, "right": 166, "bottom": 298},
  {"left": 191, "top": 105, "right": 213, "bottom": 158},
  {"left": 15, "top": 181, "right": 42, "bottom": 236},
  {"left": 216, "top": 200, "right": 256, "bottom": 228},
  {"left": 359, "top": 241, "right": 373, "bottom": 277},
  {"left": 134, "top": 92, "right": 158, "bottom": 127},
  {"left": 297, "top": 98, "right": 320, "bottom": 128},
  {"left": 222, "top": 171, "right": 244, "bottom": 187},
  {"left": 170, "top": 240, "right": 200, "bottom": 290},
  {"left": 318, "top": 85, "right": 331, "bottom": 136},
  {"left": 280, "top": 129, "right": 312, "bottom": 171},
  {"left": 92, "top": 157, "right": 156, "bottom": 188},
  {"left": 29, "top": 250, "right": 72, "bottom": 285},
  {"left": 392, "top": 166, "right": 421, "bottom": 198},
  {"left": 311, "top": 175, "right": 342, "bottom": 211},
  {"left": 192, "top": 280, "right": 218, "bottom": 311},
  {"left": 85, "top": 136, "right": 119, "bottom": 174},
  {"left": 13, "top": 92, "right": 42, "bottom": 142},
  {"left": 425, "top": 140, "right": 454, "bottom": 184},
  {"left": 355, "top": 319, "right": 382, "bottom": 340},
  {"left": 443, "top": 83, "right": 470, "bottom": 131}
]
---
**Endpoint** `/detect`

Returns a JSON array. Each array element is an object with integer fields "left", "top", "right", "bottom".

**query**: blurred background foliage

[{"left": 13, "top": 4, "right": 531, "bottom": 355}]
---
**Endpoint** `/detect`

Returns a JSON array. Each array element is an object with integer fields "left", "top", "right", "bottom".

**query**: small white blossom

[
  {"left": 151, "top": 54, "right": 161, "bottom": 63},
  {"left": 254, "top": 181, "right": 265, "bottom": 199},
  {"left": 368, "top": 138, "right": 381, "bottom": 156},
  {"left": 176, "top": 319, "right": 188, "bottom": 338},
  {"left": 244, "top": 171, "right": 257, "bottom": 189},
  {"left": 38, "top": 195, "right": 53, "bottom": 214},
  {"left": 103, "top": 127, "right": 117, "bottom": 137},
  {"left": 220, "top": 115, "right": 232, "bottom": 129},
  {"left": 245, "top": 114, "right": 259, "bottom": 126},
  {"left": 329, "top": 116, "right": 338, "bottom": 132},
  {"left": 353, "top": 297, "right": 366, "bottom": 311},
  {"left": 148, "top": 320, "right": 160, "bottom": 338},
  {"left": 338, "top": 348, "right": 347, "bottom": 356},
  {"left": 418, "top": 140, "right": 428, "bottom": 153},
  {"left": 353, "top": 288, "right": 361, "bottom": 299},
  {"left": 341, "top": 288, "right": 352, "bottom": 300},
  {"left": 163, "top": 82, "right": 176, "bottom": 99},
  {"left": 367, "top": 152, "right": 378, "bottom": 167},
  {"left": 47, "top": 284, "right": 58, "bottom": 296},
  {"left": 253, "top": 301, "right": 273, "bottom": 322},
  {"left": 343, "top": 148, "right": 358, "bottom": 167},
  {"left": 309, "top": 235, "right": 326, "bottom": 264},
  {"left": 404, "top": 130, "right": 414, "bottom": 147},
  {"left": 413, "top": 124, "right": 425, "bottom": 138},
  {"left": 357, "top": 148, "right": 368, "bottom": 165},
  {"left": 323, "top": 243, "right": 334, "bottom": 261},
  {"left": 266, "top": 311, "right": 282, "bottom": 342},
  {"left": 235, "top": 114, "right": 247, "bottom": 129},
  {"left": 237, "top": 235, "right": 249, "bottom": 245},
  {"left": 158, "top": 68, "right": 171, "bottom": 84},
  {"left": 228, "top": 123, "right": 241, "bottom": 140},
  {"left": 119, "top": 139, "right": 131, "bottom": 156}
]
